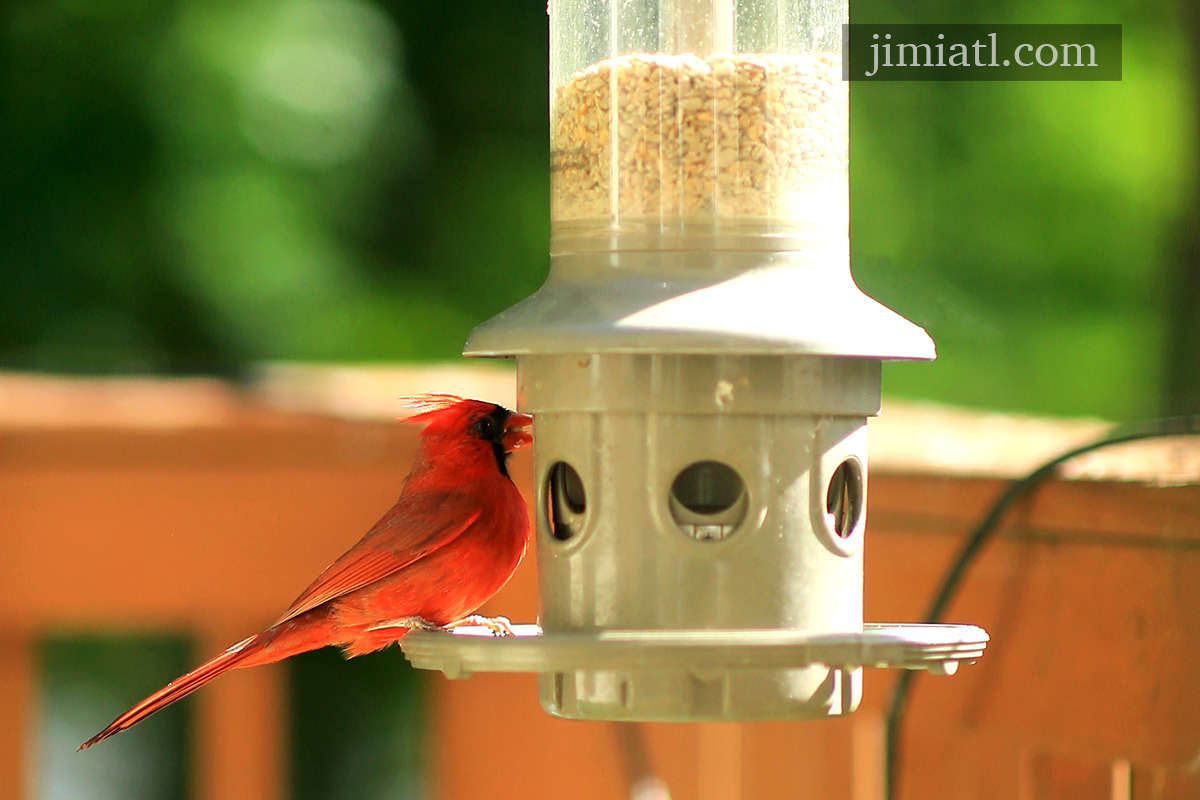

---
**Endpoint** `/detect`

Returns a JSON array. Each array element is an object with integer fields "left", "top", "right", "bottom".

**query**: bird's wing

[{"left": 273, "top": 491, "right": 482, "bottom": 626}]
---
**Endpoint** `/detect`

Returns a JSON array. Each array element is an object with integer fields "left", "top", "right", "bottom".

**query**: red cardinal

[{"left": 80, "top": 395, "right": 532, "bottom": 750}]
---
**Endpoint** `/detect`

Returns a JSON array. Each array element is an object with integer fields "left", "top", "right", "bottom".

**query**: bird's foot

[
  {"left": 368, "top": 615, "right": 444, "bottom": 633},
  {"left": 444, "top": 614, "right": 515, "bottom": 637}
]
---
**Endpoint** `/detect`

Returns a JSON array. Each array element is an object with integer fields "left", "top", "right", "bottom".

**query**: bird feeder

[{"left": 400, "top": 0, "right": 987, "bottom": 720}]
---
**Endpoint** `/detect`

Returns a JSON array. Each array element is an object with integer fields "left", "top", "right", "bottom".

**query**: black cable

[{"left": 883, "top": 414, "right": 1200, "bottom": 800}]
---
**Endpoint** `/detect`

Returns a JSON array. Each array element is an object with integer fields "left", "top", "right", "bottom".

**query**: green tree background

[
  {"left": 3, "top": 0, "right": 1194, "bottom": 418},
  {"left": 9, "top": 0, "right": 1197, "bottom": 797}
]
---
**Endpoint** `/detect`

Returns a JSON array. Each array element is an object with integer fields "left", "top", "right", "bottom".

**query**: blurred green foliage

[
  {"left": 1, "top": 0, "right": 1194, "bottom": 418},
  {"left": 289, "top": 647, "right": 426, "bottom": 800},
  {"left": 852, "top": 0, "right": 1196, "bottom": 418},
  {"left": 39, "top": 635, "right": 191, "bottom": 800},
  {"left": 1, "top": 0, "right": 549, "bottom": 373}
]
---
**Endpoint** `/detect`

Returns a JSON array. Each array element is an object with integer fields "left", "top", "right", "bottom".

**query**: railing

[{"left": 3, "top": 367, "right": 1197, "bottom": 800}]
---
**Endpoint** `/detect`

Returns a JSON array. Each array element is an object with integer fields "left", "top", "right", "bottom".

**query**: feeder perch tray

[{"left": 400, "top": 622, "right": 989, "bottom": 680}]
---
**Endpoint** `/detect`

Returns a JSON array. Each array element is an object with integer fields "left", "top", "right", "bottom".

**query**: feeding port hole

[
  {"left": 669, "top": 461, "right": 748, "bottom": 542},
  {"left": 546, "top": 461, "right": 587, "bottom": 541},
  {"left": 826, "top": 458, "right": 863, "bottom": 538}
]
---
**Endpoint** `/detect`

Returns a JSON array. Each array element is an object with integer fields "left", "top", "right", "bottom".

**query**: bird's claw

[
  {"left": 444, "top": 614, "right": 515, "bottom": 637},
  {"left": 368, "top": 615, "right": 444, "bottom": 633},
  {"left": 369, "top": 614, "right": 515, "bottom": 637}
]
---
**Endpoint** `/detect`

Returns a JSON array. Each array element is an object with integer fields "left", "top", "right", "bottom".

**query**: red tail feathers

[
  {"left": 79, "top": 610, "right": 337, "bottom": 750},
  {"left": 78, "top": 633, "right": 261, "bottom": 750}
]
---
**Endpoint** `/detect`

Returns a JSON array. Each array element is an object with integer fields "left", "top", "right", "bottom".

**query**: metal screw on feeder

[{"left": 400, "top": 0, "right": 988, "bottom": 720}]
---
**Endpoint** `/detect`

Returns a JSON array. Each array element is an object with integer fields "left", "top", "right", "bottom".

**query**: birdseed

[{"left": 550, "top": 51, "right": 847, "bottom": 223}]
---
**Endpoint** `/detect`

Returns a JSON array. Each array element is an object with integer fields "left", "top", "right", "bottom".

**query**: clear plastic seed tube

[{"left": 549, "top": 0, "right": 847, "bottom": 246}]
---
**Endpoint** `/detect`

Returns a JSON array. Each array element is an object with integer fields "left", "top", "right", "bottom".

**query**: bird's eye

[{"left": 474, "top": 416, "right": 497, "bottom": 438}]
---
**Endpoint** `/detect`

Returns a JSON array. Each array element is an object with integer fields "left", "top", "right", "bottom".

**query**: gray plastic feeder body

[
  {"left": 402, "top": 0, "right": 990, "bottom": 721},
  {"left": 418, "top": 242, "right": 972, "bottom": 721},
  {"left": 464, "top": 240, "right": 935, "bottom": 361},
  {"left": 523, "top": 352, "right": 873, "bottom": 719}
]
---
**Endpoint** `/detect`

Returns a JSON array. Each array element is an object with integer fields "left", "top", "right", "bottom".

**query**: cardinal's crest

[{"left": 399, "top": 394, "right": 470, "bottom": 424}]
